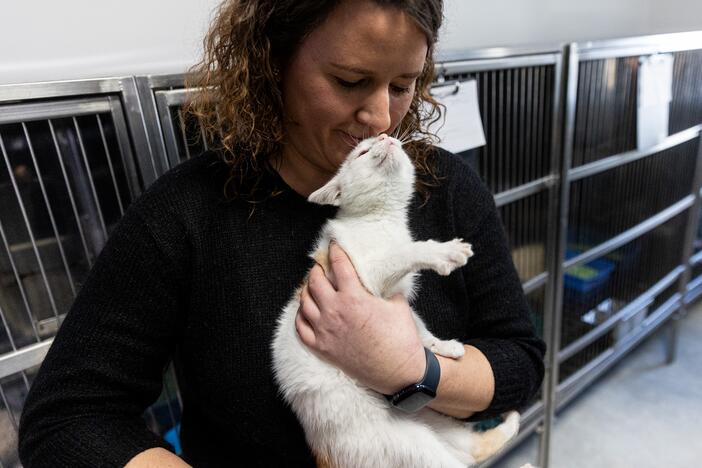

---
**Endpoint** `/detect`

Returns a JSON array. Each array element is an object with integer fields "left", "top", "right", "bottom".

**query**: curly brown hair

[{"left": 184, "top": 0, "right": 444, "bottom": 203}]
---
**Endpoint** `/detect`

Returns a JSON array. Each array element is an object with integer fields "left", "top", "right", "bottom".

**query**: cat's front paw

[
  {"left": 433, "top": 238, "right": 474, "bottom": 276},
  {"left": 428, "top": 339, "right": 465, "bottom": 359}
]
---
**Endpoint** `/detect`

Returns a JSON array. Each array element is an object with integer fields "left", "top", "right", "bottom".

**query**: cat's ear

[{"left": 308, "top": 179, "right": 341, "bottom": 206}]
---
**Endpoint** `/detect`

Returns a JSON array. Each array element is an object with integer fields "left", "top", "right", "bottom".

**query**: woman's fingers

[
  {"left": 328, "top": 242, "right": 362, "bottom": 292},
  {"left": 299, "top": 282, "right": 321, "bottom": 324},
  {"left": 296, "top": 283, "right": 320, "bottom": 347},
  {"left": 295, "top": 311, "right": 316, "bottom": 347},
  {"left": 307, "top": 263, "right": 337, "bottom": 308}
]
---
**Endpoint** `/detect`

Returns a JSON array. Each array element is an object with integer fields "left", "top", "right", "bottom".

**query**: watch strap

[{"left": 385, "top": 347, "right": 441, "bottom": 411}]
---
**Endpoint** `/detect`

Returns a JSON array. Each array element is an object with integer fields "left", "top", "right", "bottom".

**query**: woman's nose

[{"left": 356, "top": 88, "right": 392, "bottom": 134}]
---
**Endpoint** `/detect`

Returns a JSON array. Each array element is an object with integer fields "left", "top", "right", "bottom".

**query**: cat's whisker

[
  {"left": 399, "top": 125, "right": 413, "bottom": 144},
  {"left": 391, "top": 126, "right": 402, "bottom": 140},
  {"left": 341, "top": 132, "right": 358, "bottom": 148},
  {"left": 398, "top": 125, "right": 407, "bottom": 141},
  {"left": 392, "top": 125, "right": 404, "bottom": 142}
]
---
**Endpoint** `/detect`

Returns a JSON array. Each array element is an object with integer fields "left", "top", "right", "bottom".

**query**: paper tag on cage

[
  {"left": 637, "top": 53, "right": 674, "bottom": 150},
  {"left": 426, "top": 79, "right": 486, "bottom": 153}
]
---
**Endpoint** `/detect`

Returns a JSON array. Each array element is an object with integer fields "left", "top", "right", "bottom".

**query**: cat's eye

[{"left": 358, "top": 148, "right": 370, "bottom": 157}]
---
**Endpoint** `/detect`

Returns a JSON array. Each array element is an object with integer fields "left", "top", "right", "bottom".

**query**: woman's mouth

[{"left": 339, "top": 131, "right": 362, "bottom": 147}]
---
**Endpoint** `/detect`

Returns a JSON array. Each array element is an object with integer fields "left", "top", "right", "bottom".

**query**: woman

[{"left": 18, "top": 0, "right": 545, "bottom": 466}]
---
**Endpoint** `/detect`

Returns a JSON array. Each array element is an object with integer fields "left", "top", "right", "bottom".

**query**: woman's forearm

[
  {"left": 125, "top": 448, "right": 192, "bottom": 468},
  {"left": 427, "top": 345, "right": 495, "bottom": 419}
]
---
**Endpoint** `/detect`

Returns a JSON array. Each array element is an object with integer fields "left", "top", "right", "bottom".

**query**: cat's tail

[{"left": 469, "top": 411, "right": 520, "bottom": 464}]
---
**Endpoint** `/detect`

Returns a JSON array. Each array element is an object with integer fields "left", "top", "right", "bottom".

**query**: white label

[
  {"left": 637, "top": 53, "right": 674, "bottom": 150},
  {"left": 427, "top": 79, "right": 486, "bottom": 153}
]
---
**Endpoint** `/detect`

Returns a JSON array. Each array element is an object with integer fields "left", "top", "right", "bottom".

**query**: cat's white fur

[{"left": 272, "top": 135, "right": 519, "bottom": 468}]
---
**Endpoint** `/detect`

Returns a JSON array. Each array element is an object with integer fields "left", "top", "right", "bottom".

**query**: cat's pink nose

[{"left": 378, "top": 134, "right": 387, "bottom": 140}]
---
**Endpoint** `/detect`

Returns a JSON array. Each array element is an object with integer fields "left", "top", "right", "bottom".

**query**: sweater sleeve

[
  {"left": 18, "top": 204, "right": 189, "bottom": 467},
  {"left": 452, "top": 163, "right": 546, "bottom": 420}
]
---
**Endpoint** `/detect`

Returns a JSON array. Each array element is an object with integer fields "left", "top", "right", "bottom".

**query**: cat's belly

[
  {"left": 310, "top": 239, "right": 416, "bottom": 299},
  {"left": 270, "top": 294, "right": 479, "bottom": 468},
  {"left": 271, "top": 297, "right": 388, "bottom": 430}
]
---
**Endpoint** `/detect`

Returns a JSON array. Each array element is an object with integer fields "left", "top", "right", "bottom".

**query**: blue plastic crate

[
  {"left": 164, "top": 424, "right": 182, "bottom": 455},
  {"left": 564, "top": 250, "right": 615, "bottom": 293}
]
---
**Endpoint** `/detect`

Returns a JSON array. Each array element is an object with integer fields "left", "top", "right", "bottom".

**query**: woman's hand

[{"left": 295, "top": 242, "right": 426, "bottom": 395}]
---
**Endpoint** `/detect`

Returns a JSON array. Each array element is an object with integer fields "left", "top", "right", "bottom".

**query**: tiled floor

[{"left": 493, "top": 301, "right": 702, "bottom": 468}]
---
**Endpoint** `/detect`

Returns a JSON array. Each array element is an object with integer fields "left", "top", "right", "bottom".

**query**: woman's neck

[{"left": 274, "top": 145, "right": 335, "bottom": 198}]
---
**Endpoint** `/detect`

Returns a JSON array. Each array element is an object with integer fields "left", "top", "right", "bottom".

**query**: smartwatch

[{"left": 385, "top": 348, "right": 441, "bottom": 413}]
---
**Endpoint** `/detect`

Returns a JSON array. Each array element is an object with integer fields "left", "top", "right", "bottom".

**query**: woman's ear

[{"left": 308, "top": 179, "right": 341, "bottom": 206}]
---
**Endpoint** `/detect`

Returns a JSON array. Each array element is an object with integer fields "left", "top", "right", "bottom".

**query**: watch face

[{"left": 394, "top": 385, "right": 436, "bottom": 413}]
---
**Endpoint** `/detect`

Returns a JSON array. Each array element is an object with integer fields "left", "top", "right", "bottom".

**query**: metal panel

[
  {"left": 558, "top": 266, "right": 683, "bottom": 362},
  {"left": 494, "top": 176, "right": 556, "bottom": 207},
  {"left": 152, "top": 88, "right": 208, "bottom": 168},
  {"left": 438, "top": 54, "right": 558, "bottom": 75},
  {"left": 0, "top": 365, "right": 39, "bottom": 466},
  {"left": 670, "top": 50, "right": 702, "bottom": 134},
  {"left": 571, "top": 57, "right": 638, "bottom": 167},
  {"left": 0, "top": 78, "right": 125, "bottom": 104},
  {"left": 443, "top": 63, "right": 556, "bottom": 195},
  {"left": 155, "top": 90, "right": 183, "bottom": 168},
  {"left": 0, "top": 339, "right": 52, "bottom": 380},
  {"left": 564, "top": 195, "right": 693, "bottom": 270},
  {"left": 1, "top": 31, "right": 701, "bottom": 467},
  {"left": 542, "top": 36, "right": 702, "bottom": 468},
  {"left": 500, "top": 190, "right": 550, "bottom": 284},
  {"left": 536, "top": 42, "right": 578, "bottom": 468},
  {"left": 124, "top": 77, "right": 162, "bottom": 186},
  {"left": 136, "top": 79, "right": 208, "bottom": 174},
  {"left": 576, "top": 31, "right": 702, "bottom": 60},
  {"left": 556, "top": 293, "right": 680, "bottom": 409},
  {"left": 568, "top": 139, "right": 698, "bottom": 248},
  {"left": 559, "top": 210, "right": 689, "bottom": 382},
  {"left": 0, "top": 99, "right": 140, "bottom": 366},
  {"left": 569, "top": 125, "right": 701, "bottom": 181},
  {"left": 0, "top": 98, "right": 112, "bottom": 124}
]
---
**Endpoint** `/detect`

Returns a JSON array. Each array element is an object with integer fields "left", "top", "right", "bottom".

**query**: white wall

[
  {"left": 0, "top": 0, "right": 221, "bottom": 85},
  {"left": 645, "top": 0, "right": 702, "bottom": 36},
  {"left": 438, "top": 0, "right": 702, "bottom": 52},
  {"left": 2, "top": 0, "right": 702, "bottom": 85}
]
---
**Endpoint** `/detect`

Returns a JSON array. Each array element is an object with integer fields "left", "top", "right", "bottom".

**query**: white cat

[{"left": 271, "top": 134, "right": 520, "bottom": 468}]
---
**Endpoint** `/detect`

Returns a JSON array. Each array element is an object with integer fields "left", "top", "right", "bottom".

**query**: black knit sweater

[{"left": 18, "top": 148, "right": 545, "bottom": 467}]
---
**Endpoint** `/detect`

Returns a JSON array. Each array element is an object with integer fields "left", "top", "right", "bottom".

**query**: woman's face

[{"left": 280, "top": 0, "right": 429, "bottom": 176}]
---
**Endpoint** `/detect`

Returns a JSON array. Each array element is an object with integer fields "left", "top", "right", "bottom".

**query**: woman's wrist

[
  {"left": 427, "top": 345, "right": 495, "bottom": 419},
  {"left": 381, "top": 344, "right": 427, "bottom": 395}
]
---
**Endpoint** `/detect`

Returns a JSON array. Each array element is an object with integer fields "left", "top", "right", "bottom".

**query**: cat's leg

[
  {"left": 417, "top": 238, "right": 474, "bottom": 276},
  {"left": 413, "top": 312, "right": 465, "bottom": 359},
  {"left": 417, "top": 409, "right": 521, "bottom": 466},
  {"left": 468, "top": 411, "right": 520, "bottom": 463},
  {"left": 309, "top": 413, "right": 468, "bottom": 468},
  {"left": 380, "top": 239, "right": 473, "bottom": 288}
]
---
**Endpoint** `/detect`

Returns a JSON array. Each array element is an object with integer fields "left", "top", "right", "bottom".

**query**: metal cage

[
  {"left": 1, "top": 30, "right": 702, "bottom": 468},
  {"left": 0, "top": 79, "right": 183, "bottom": 466}
]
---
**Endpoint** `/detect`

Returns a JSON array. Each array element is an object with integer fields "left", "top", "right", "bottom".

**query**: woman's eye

[
  {"left": 336, "top": 77, "right": 363, "bottom": 88},
  {"left": 391, "top": 85, "right": 411, "bottom": 95}
]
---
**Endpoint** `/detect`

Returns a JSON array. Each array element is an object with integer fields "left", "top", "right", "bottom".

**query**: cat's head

[{"left": 308, "top": 134, "right": 415, "bottom": 214}]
